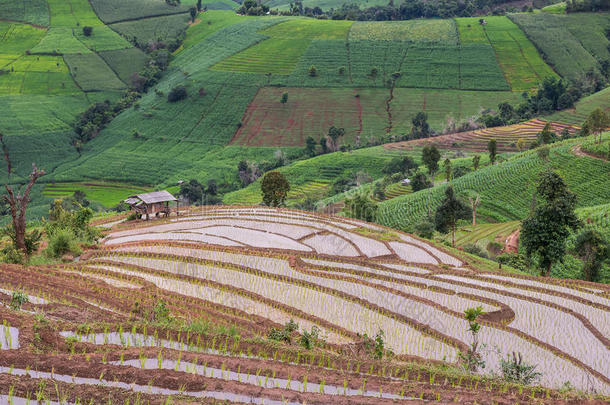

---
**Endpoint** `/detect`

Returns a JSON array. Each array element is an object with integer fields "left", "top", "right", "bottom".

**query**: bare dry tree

[
  {"left": 468, "top": 194, "right": 481, "bottom": 227},
  {"left": 0, "top": 132, "right": 45, "bottom": 255}
]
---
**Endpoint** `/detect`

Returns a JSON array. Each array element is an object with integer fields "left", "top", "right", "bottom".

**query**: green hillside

[{"left": 377, "top": 134, "right": 610, "bottom": 230}]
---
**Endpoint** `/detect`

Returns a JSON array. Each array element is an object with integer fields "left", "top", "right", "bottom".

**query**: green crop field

[
  {"left": 510, "top": 12, "right": 610, "bottom": 80},
  {"left": 98, "top": 48, "right": 150, "bottom": 83},
  {"left": 378, "top": 135, "right": 610, "bottom": 230},
  {"left": 180, "top": 11, "right": 250, "bottom": 51},
  {"left": 0, "top": 22, "right": 46, "bottom": 56},
  {"left": 64, "top": 53, "right": 127, "bottom": 91},
  {"left": 110, "top": 14, "right": 191, "bottom": 46},
  {"left": 450, "top": 220, "right": 520, "bottom": 250},
  {"left": 212, "top": 19, "right": 351, "bottom": 74},
  {"left": 0, "top": 0, "right": 49, "bottom": 27},
  {"left": 224, "top": 146, "right": 403, "bottom": 204},
  {"left": 43, "top": 182, "right": 152, "bottom": 207},
  {"left": 545, "top": 87, "right": 610, "bottom": 125},
  {"left": 456, "top": 16, "right": 558, "bottom": 91},
  {"left": 89, "top": 0, "right": 190, "bottom": 23},
  {"left": 349, "top": 20, "right": 458, "bottom": 43},
  {"left": 265, "top": 0, "right": 389, "bottom": 11}
]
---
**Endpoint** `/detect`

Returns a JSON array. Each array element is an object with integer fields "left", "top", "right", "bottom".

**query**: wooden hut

[{"left": 124, "top": 191, "right": 177, "bottom": 220}]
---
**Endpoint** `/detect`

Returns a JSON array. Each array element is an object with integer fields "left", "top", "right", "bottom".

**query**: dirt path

[
  {"left": 572, "top": 144, "right": 607, "bottom": 161},
  {"left": 503, "top": 228, "right": 520, "bottom": 254}
]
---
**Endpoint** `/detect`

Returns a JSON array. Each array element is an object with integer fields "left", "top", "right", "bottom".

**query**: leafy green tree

[
  {"left": 488, "top": 138, "right": 497, "bottom": 164},
  {"left": 327, "top": 126, "right": 345, "bottom": 151},
  {"left": 521, "top": 171, "right": 580, "bottom": 277},
  {"left": 179, "top": 179, "right": 204, "bottom": 205},
  {"left": 197, "top": 0, "right": 202, "bottom": 10},
  {"left": 382, "top": 155, "right": 417, "bottom": 175},
  {"left": 261, "top": 171, "right": 290, "bottom": 207},
  {"left": 319, "top": 137, "right": 328, "bottom": 154},
  {"left": 498, "top": 102, "right": 515, "bottom": 123},
  {"left": 584, "top": 107, "right": 610, "bottom": 144},
  {"left": 410, "top": 112, "right": 430, "bottom": 139},
  {"left": 308, "top": 65, "right": 317, "bottom": 77},
  {"left": 537, "top": 122, "right": 556, "bottom": 145},
  {"left": 472, "top": 154, "right": 480, "bottom": 171},
  {"left": 421, "top": 145, "right": 440, "bottom": 174},
  {"left": 343, "top": 194, "right": 378, "bottom": 222},
  {"left": 82, "top": 26, "right": 93, "bottom": 36},
  {"left": 443, "top": 158, "right": 452, "bottom": 182},
  {"left": 434, "top": 186, "right": 469, "bottom": 247},
  {"left": 411, "top": 172, "right": 432, "bottom": 192},
  {"left": 460, "top": 306, "right": 485, "bottom": 372},
  {"left": 573, "top": 229, "right": 608, "bottom": 282},
  {"left": 305, "top": 136, "right": 317, "bottom": 157},
  {"left": 280, "top": 93, "right": 288, "bottom": 104},
  {"left": 189, "top": 6, "right": 197, "bottom": 22}
]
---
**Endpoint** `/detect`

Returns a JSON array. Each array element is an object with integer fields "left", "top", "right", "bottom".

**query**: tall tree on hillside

[
  {"left": 443, "top": 158, "right": 452, "bottom": 182},
  {"left": 0, "top": 133, "right": 45, "bottom": 258},
  {"left": 521, "top": 171, "right": 580, "bottom": 277},
  {"left": 327, "top": 126, "right": 345, "bottom": 152},
  {"left": 189, "top": 7, "right": 197, "bottom": 22},
  {"left": 584, "top": 108, "right": 609, "bottom": 144},
  {"left": 410, "top": 112, "right": 431, "bottom": 139},
  {"left": 574, "top": 230, "right": 608, "bottom": 282},
  {"left": 197, "top": 0, "right": 202, "bottom": 11},
  {"left": 488, "top": 138, "right": 497, "bottom": 165},
  {"left": 421, "top": 145, "right": 440, "bottom": 174},
  {"left": 434, "top": 186, "right": 470, "bottom": 247},
  {"left": 305, "top": 136, "right": 317, "bottom": 157},
  {"left": 468, "top": 193, "right": 481, "bottom": 226},
  {"left": 261, "top": 171, "right": 290, "bottom": 207},
  {"left": 472, "top": 154, "right": 480, "bottom": 171}
]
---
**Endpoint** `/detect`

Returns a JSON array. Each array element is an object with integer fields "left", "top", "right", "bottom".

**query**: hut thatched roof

[{"left": 125, "top": 191, "right": 177, "bottom": 205}]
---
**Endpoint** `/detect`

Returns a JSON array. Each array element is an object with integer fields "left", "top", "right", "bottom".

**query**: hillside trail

[
  {"left": 503, "top": 228, "right": 520, "bottom": 254},
  {"left": 571, "top": 144, "right": 607, "bottom": 161}
]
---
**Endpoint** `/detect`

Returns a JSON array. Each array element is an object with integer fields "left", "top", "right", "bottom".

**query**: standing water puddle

[
  {"left": 0, "top": 325, "right": 19, "bottom": 350},
  {"left": 111, "top": 359, "right": 405, "bottom": 399},
  {"left": 0, "top": 367, "right": 304, "bottom": 404}
]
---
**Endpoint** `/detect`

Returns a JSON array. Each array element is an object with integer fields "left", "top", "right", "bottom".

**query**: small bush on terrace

[
  {"left": 168, "top": 86, "right": 188, "bottom": 102},
  {"left": 44, "top": 200, "right": 100, "bottom": 258},
  {"left": 268, "top": 319, "right": 299, "bottom": 344},
  {"left": 300, "top": 325, "right": 324, "bottom": 350},
  {"left": 499, "top": 352, "right": 542, "bottom": 385},
  {"left": 10, "top": 291, "right": 28, "bottom": 311}
]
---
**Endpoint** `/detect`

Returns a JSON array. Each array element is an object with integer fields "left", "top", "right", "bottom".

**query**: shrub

[
  {"left": 463, "top": 243, "right": 489, "bottom": 259},
  {"left": 300, "top": 325, "right": 321, "bottom": 350},
  {"left": 47, "top": 229, "right": 80, "bottom": 258},
  {"left": 10, "top": 291, "right": 29, "bottom": 310},
  {"left": 308, "top": 65, "right": 317, "bottom": 77},
  {"left": 167, "top": 86, "right": 188, "bottom": 102},
  {"left": 499, "top": 352, "right": 542, "bottom": 385},
  {"left": 82, "top": 26, "right": 93, "bottom": 37},
  {"left": 413, "top": 220, "right": 435, "bottom": 239}
]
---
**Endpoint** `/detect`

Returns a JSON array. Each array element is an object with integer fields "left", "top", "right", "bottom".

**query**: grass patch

[
  {"left": 31, "top": 27, "right": 92, "bottom": 54},
  {"left": 181, "top": 11, "right": 250, "bottom": 51}
]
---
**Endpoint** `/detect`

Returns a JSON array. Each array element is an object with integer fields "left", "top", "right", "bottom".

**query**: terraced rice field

[
  {"left": 1, "top": 206, "right": 609, "bottom": 403},
  {"left": 384, "top": 119, "right": 579, "bottom": 152}
]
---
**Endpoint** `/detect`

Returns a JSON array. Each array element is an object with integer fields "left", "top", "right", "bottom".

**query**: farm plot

[
  {"left": 63, "top": 53, "right": 127, "bottom": 91},
  {"left": 98, "top": 48, "right": 150, "bottom": 83},
  {"left": 89, "top": 0, "right": 191, "bottom": 23},
  {"left": 456, "top": 16, "right": 557, "bottom": 91},
  {"left": 349, "top": 20, "right": 458, "bottom": 43},
  {"left": 89, "top": 206, "right": 610, "bottom": 393},
  {"left": 2, "top": 207, "right": 610, "bottom": 403},
  {"left": 0, "top": 0, "right": 49, "bottom": 26},
  {"left": 180, "top": 10, "right": 250, "bottom": 51},
  {"left": 42, "top": 182, "right": 152, "bottom": 207},
  {"left": 109, "top": 14, "right": 191, "bottom": 46},
  {"left": 212, "top": 19, "right": 352, "bottom": 74},
  {"left": 385, "top": 119, "right": 578, "bottom": 152},
  {"left": 232, "top": 87, "right": 521, "bottom": 147},
  {"left": 509, "top": 12, "right": 606, "bottom": 80}
]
